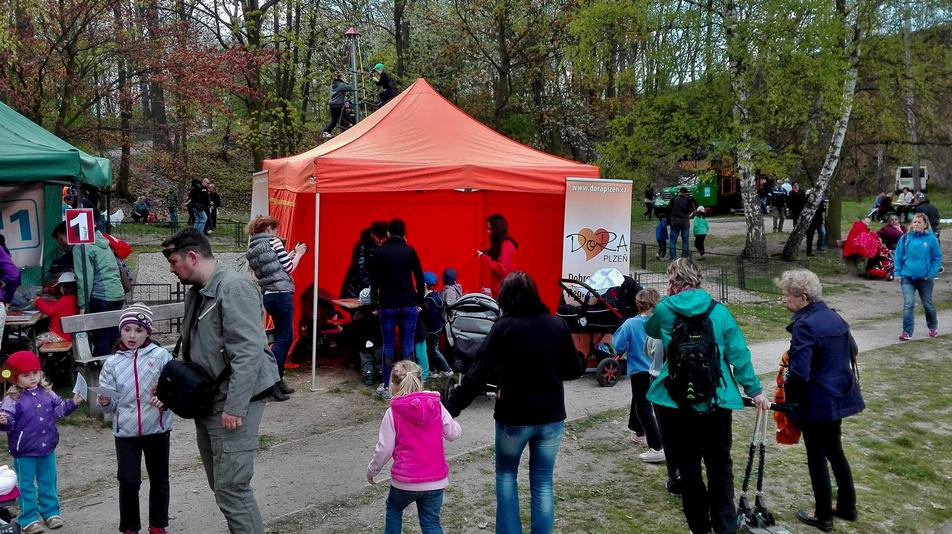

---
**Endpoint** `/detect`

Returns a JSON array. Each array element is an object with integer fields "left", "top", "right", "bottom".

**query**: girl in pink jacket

[{"left": 367, "top": 360, "right": 462, "bottom": 534}]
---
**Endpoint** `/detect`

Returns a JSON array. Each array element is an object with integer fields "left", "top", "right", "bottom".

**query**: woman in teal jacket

[
  {"left": 893, "top": 213, "right": 943, "bottom": 340},
  {"left": 646, "top": 258, "right": 768, "bottom": 534}
]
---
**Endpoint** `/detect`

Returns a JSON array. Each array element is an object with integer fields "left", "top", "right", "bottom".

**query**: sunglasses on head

[{"left": 162, "top": 246, "right": 185, "bottom": 259}]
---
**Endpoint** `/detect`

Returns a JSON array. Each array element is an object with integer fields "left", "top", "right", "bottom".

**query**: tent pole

[{"left": 310, "top": 191, "right": 320, "bottom": 392}]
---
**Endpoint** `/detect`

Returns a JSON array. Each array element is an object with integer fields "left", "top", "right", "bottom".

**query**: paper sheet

[
  {"left": 72, "top": 373, "right": 88, "bottom": 399},
  {"left": 89, "top": 386, "right": 121, "bottom": 399}
]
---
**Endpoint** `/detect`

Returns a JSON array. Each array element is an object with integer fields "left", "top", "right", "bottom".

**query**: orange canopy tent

[{"left": 262, "top": 78, "right": 600, "bottom": 386}]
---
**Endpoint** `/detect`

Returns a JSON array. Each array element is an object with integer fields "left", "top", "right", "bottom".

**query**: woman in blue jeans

[
  {"left": 893, "top": 213, "right": 943, "bottom": 341},
  {"left": 246, "top": 216, "right": 306, "bottom": 400},
  {"left": 447, "top": 272, "right": 582, "bottom": 533}
]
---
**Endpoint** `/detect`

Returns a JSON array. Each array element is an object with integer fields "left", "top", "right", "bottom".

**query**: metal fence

[
  {"left": 629, "top": 242, "right": 808, "bottom": 304},
  {"left": 127, "top": 283, "right": 185, "bottom": 338},
  {"left": 106, "top": 220, "right": 245, "bottom": 248}
]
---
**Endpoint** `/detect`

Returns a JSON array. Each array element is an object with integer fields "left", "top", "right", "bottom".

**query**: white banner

[
  {"left": 0, "top": 183, "right": 44, "bottom": 267},
  {"left": 562, "top": 177, "right": 633, "bottom": 281},
  {"left": 251, "top": 171, "right": 270, "bottom": 220}
]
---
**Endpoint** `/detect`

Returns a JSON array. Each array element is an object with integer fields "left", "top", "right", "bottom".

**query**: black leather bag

[{"left": 156, "top": 338, "right": 230, "bottom": 419}]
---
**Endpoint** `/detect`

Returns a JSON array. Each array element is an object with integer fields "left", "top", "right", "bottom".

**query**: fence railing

[
  {"left": 629, "top": 242, "right": 808, "bottom": 303},
  {"left": 106, "top": 220, "right": 245, "bottom": 248},
  {"left": 127, "top": 283, "right": 185, "bottom": 338}
]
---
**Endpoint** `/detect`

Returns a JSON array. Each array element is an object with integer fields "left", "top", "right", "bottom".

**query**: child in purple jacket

[
  {"left": 367, "top": 360, "right": 462, "bottom": 534},
  {"left": 0, "top": 351, "right": 83, "bottom": 534}
]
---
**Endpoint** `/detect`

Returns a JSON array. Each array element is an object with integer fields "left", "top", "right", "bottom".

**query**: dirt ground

[{"left": 16, "top": 216, "right": 950, "bottom": 533}]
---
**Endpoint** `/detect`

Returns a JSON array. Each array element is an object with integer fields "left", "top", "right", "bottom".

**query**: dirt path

[{"left": 51, "top": 308, "right": 952, "bottom": 533}]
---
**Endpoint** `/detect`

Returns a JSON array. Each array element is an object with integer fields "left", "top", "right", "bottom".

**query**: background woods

[{"left": 0, "top": 0, "right": 949, "bottom": 257}]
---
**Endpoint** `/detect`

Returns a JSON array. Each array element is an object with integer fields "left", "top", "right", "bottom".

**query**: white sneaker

[
  {"left": 441, "top": 370, "right": 455, "bottom": 378},
  {"left": 639, "top": 448, "right": 666, "bottom": 463},
  {"left": 375, "top": 384, "right": 385, "bottom": 395},
  {"left": 629, "top": 432, "right": 648, "bottom": 446},
  {"left": 321, "top": 131, "right": 333, "bottom": 139}
]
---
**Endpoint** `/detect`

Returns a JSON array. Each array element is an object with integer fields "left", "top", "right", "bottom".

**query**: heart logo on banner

[{"left": 577, "top": 228, "right": 611, "bottom": 261}]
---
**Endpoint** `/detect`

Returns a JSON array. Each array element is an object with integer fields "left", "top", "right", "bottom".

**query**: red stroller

[{"left": 865, "top": 240, "right": 895, "bottom": 281}]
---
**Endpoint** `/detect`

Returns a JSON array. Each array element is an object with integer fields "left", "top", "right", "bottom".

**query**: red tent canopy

[{"left": 262, "top": 79, "right": 600, "bottom": 373}]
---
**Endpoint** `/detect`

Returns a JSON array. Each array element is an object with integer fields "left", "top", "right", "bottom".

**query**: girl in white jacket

[{"left": 97, "top": 303, "right": 173, "bottom": 534}]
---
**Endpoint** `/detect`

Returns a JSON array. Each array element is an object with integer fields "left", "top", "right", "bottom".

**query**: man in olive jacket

[{"left": 162, "top": 228, "right": 279, "bottom": 534}]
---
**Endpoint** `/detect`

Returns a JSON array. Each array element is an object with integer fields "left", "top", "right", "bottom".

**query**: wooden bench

[{"left": 60, "top": 302, "right": 185, "bottom": 416}]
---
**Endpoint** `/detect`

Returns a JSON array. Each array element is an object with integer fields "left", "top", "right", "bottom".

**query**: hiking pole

[
  {"left": 737, "top": 408, "right": 761, "bottom": 527},
  {"left": 753, "top": 407, "right": 776, "bottom": 527}
]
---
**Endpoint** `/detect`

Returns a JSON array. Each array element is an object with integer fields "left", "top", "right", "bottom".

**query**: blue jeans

[
  {"left": 384, "top": 487, "right": 444, "bottom": 534},
  {"left": 901, "top": 278, "right": 937, "bottom": 335},
  {"left": 380, "top": 306, "right": 418, "bottom": 387},
  {"left": 87, "top": 297, "right": 125, "bottom": 356},
  {"left": 168, "top": 207, "right": 178, "bottom": 226},
  {"left": 264, "top": 291, "right": 294, "bottom": 378},
  {"left": 192, "top": 208, "right": 207, "bottom": 234},
  {"left": 817, "top": 223, "right": 827, "bottom": 251},
  {"left": 14, "top": 453, "right": 60, "bottom": 526},
  {"left": 669, "top": 224, "right": 690, "bottom": 259},
  {"left": 495, "top": 421, "right": 564, "bottom": 534}
]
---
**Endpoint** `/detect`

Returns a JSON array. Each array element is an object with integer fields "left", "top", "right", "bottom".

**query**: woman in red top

[
  {"left": 34, "top": 272, "right": 79, "bottom": 342},
  {"left": 477, "top": 214, "right": 518, "bottom": 297}
]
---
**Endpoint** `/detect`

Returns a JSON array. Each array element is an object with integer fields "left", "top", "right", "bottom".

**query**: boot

[
  {"left": 271, "top": 383, "right": 290, "bottom": 402},
  {"left": 278, "top": 380, "right": 295, "bottom": 395}
]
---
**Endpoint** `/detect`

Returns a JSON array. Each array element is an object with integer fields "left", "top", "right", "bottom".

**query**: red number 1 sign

[{"left": 65, "top": 208, "right": 96, "bottom": 245}]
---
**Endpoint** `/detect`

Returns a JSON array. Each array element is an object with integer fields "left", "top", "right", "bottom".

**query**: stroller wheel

[
  {"left": 442, "top": 374, "right": 460, "bottom": 400},
  {"left": 595, "top": 358, "right": 621, "bottom": 387}
]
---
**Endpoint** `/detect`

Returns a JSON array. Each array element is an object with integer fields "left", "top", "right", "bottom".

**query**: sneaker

[
  {"left": 321, "top": 131, "right": 333, "bottom": 139},
  {"left": 375, "top": 384, "right": 386, "bottom": 396},
  {"left": 899, "top": 332, "right": 912, "bottom": 341},
  {"left": 929, "top": 329, "right": 938, "bottom": 338},
  {"left": 629, "top": 432, "right": 647, "bottom": 446},
  {"left": 440, "top": 370, "right": 455, "bottom": 378},
  {"left": 639, "top": 448, "right": 666, "bottom": 463},
  {"left": 148, "top": 527, "right": 169, "bottom": 534},
  {"left": 381, "top": 389, "right": 392, "bottom": 401},
  {"left": 45, "top": 515, "right": 65, "bottom": 529},
  {"left": 666, "top": 478, "right": 682, "bottom": 496},
  {"left": 22, "top": 521, "right": 45, "bottom": 534}
]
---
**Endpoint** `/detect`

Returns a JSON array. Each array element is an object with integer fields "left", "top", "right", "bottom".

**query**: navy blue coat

[{"left": 785, "top": 301, "right": 865, "bottom": 423}]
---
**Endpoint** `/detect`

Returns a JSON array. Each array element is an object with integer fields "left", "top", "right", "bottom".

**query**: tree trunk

[
  {"left": 721, "top": 0, "right": 766, "bottom": 260},
  {"left": 493, "top": 1, "right": 511, "bottom": 121},
  {"left": 394, "top": 0, "right": 409, "bottom": 78},
  {"left": 113, "top": 1, "right": 132, "bottom": 195},
  {"left": 875, "top": 143, "right": 886, "bottom": 193},
  {"left": 901, "top": 2, "right": 920, "bottom": 193},
  {"left": 826, "top": 183, "right": 843, "bottom": 247},
  {"left": 144, "top": 0, "right": 172, "bottom": 151},
  {"left": 782, "top": 0, "right": 866, "bottom": 260}
]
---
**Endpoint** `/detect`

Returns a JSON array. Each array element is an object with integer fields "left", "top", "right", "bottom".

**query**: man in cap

[{"left": 913, "top": 193, "right": 940, "bottom": 238}]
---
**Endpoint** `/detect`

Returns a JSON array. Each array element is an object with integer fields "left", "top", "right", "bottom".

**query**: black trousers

[
  {"left": 324, "top": 104, "right": 344, "bottom": 133},
  {"left": 628, "top": 372, "right": 662, "bottom": 450},
  {"left": 116, "top": 431, "right": 171, "bottom": 531},
  {"left": 695, "top": 234, "right": 707, "bottom": 255},
  {"left": 656, "top": 406, "right": 736, "bottom": 534},
  {"left": 644, "top": 202, "right": 654, "bottom": 219},
  {"left": 801, "top": 419, "right": 856, "bottom": 521},
  {"left": 653, "top": 403, "right": 680, "bottom": 485},
  {"left": 657, "top": 239, "right": 667, "bottom": 258}
]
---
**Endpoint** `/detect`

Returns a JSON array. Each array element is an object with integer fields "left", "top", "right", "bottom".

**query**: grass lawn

[{"left": 435, "top": 335, "right": 952, "bottom": 533}]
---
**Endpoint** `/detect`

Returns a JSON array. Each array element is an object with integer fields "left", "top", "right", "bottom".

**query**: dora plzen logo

[{"left": 574, "top": 228, "right": 610, "bottom": 260}]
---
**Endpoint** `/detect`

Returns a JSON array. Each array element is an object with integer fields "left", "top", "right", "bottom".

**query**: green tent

[
  {"left": 0, "top": 100, "right": 111, "bottom": 187},
  {"left": 0, "top": 99, "right": 112, "bottom": 285}
]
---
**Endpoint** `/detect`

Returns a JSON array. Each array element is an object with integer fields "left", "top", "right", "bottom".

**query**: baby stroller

[
  {"left": 865, "top": 240, "right": 895, "bottom": 281},
  {"left": 557, "top": 269, "right": 642, "bottom": 387},
  {"left": 0, "top": 465, "right": 20, "bottom": 533},
  {"left": 441, "top": 293, "right": 501, "bottom": 401}
]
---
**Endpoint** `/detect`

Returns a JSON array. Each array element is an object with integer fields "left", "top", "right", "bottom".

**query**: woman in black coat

[
  {"left": 778, "top": 269, "right": 865, "bottom": 532},
  {"left": 447, "top": 272, "right": 582, "bottom": 534}
]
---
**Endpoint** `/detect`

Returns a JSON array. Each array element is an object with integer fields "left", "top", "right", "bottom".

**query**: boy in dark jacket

[
  {"left": 422, "top": 272, "right": 453, "bottom": 378},
  {"left": 353, "top": 288, "right": 383, "bottom": 386}
]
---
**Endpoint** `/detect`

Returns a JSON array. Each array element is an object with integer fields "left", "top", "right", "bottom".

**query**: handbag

[
  {"left": 156, "top": 359, "right": 230, "bottom": 419},
  {"left": 774, "top": 352, "right": 801, "bottom": 445}
]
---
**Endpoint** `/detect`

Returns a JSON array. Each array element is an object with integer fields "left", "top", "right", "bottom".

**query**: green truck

[{"left": 652, "top": 160, "right": 742, "bottom": 215}]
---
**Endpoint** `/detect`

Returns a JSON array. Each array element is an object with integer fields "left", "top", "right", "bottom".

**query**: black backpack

[{"left": 665, "top": 300, "right": 724, "bottom": 409}]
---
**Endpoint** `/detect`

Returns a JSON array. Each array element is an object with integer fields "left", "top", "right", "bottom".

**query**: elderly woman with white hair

[
  {"left": 777, "top": 269, "right": 865, "bottom": 532},
  {"left": 646, "top": 258, "right": 768, "bottom": 534}
]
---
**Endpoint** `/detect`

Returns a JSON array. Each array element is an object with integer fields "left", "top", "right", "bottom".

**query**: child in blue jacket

[{"left": 655, "top": 214, "right": 669, "bottom": 260}]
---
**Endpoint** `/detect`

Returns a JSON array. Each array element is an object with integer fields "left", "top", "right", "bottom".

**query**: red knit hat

[{"left": 2, "top": 351, "right": 43, "bottom": 382}]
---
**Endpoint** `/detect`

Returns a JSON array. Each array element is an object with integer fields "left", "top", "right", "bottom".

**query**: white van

[{"left": 894, "top": 166, "right": 928, "bottom": 193}]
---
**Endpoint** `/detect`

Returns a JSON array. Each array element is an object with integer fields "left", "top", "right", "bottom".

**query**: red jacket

[
  {"left": 841, "top": 220, "right": 870, "bottom": 258},
  {"left": 34, "top": 294, "right": 78, "bottom": 341},
  {"left": 481, "top": 240, "right": 517, "bottom": 296}
]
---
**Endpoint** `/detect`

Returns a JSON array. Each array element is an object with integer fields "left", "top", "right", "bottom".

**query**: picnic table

[{"left": 3, "top": 310, "right": 46, "bottom": 353}]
